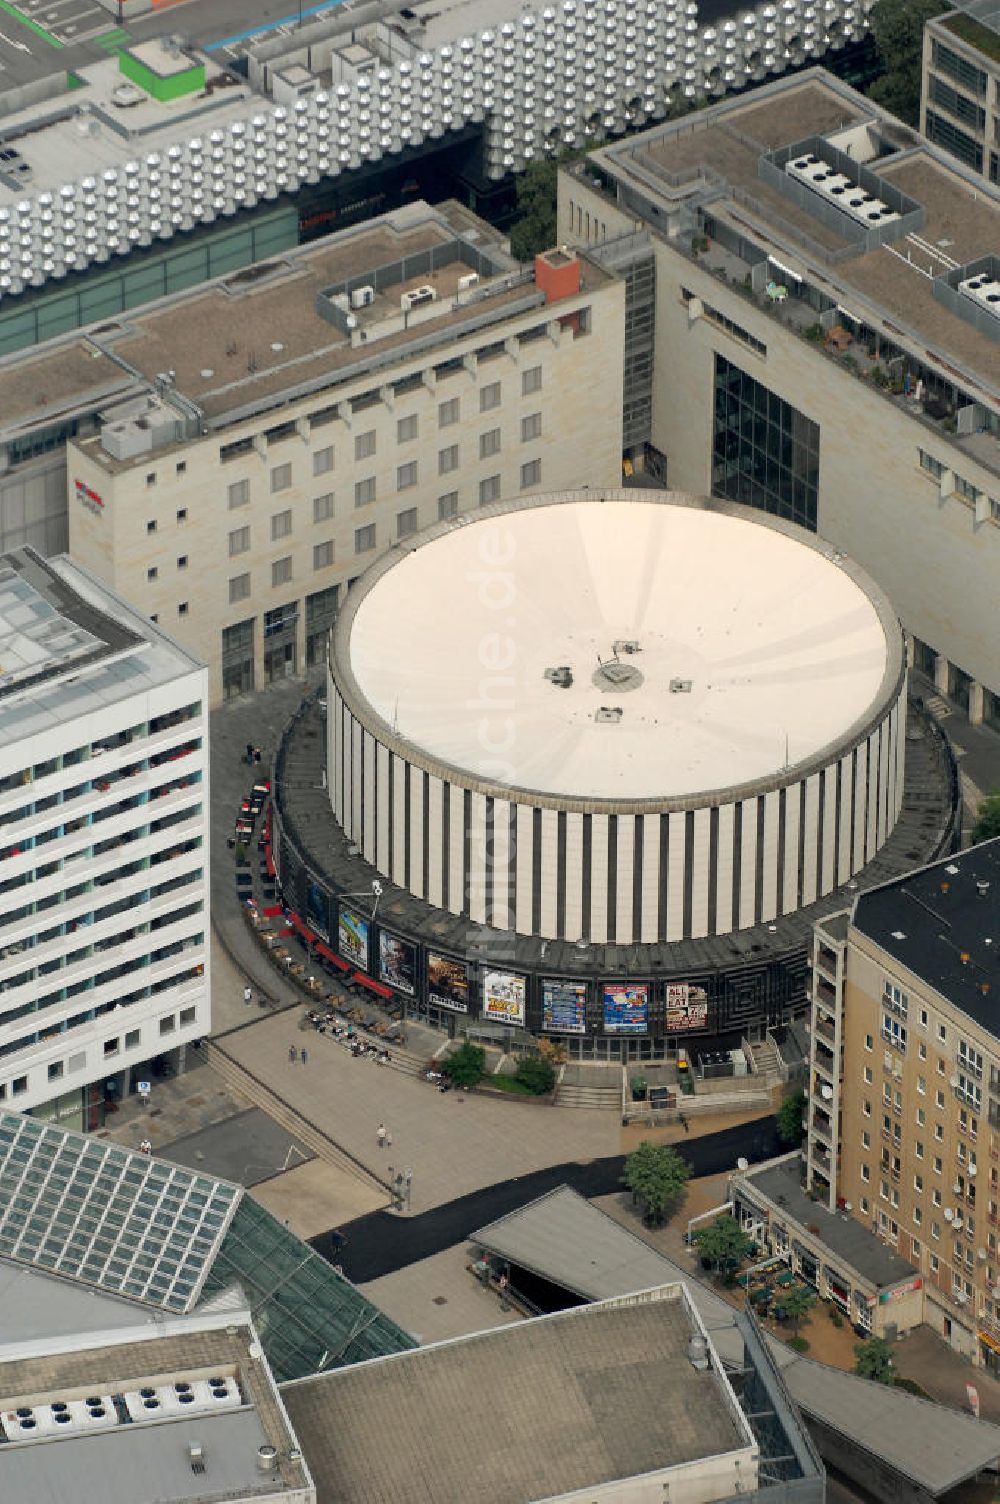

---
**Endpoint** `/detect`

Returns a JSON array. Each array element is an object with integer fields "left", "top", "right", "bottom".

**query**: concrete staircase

[
  {"left": 553, "top": 1077, "right": 622, "bottom": 1111},
  {"left": 922, "top": 691, "right": 953, "bottom": 722},
  {"left": 204, "top": 1039, "right": 390, "bottom": 1195},
  {"left": 745, "top": 1038, "right": 781, "bottom": 1080}
]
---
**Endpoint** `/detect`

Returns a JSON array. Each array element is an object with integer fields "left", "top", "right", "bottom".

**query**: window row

[{"left": 221, "top": 367, "right": 545, "bottom": 492}]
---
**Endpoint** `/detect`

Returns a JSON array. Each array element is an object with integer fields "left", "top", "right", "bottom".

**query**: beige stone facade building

[
  {"left": 60, "top": 201, "right": 623, "bottom": 705},
  {"left": 921, "top": 9, "right": 1000, "bottom": 188},
  {"left": 803, "top": 840, "right": 1000, "bottom": 1369},
  {"left": 558, "top": 69, "right": 1000, "bottom": 728}
]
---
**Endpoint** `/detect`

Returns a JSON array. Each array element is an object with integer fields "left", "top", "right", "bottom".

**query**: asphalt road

[{"left": 318, "top": 1114, "right": 781, "bottom": 1282}]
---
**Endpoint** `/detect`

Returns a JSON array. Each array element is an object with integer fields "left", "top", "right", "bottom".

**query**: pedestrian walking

[
  {"left": 301, "top": 1048, "right": 308, "bottom": 1065},
  {"left": 289, "top": 1045, "right": 297, "bottom": 1064},
  {"left": 245, "top": 742, "right": 254, "bottom": 766},
  {"left": 254, "top": 746, "right": 262, "bottom": 765},
  {"left": 243, "top": 985, "right": 252, "bottom": 1007},
  {"left": 376, "top": 1122, "right": 387, "bottom": 1150},
  {"left": 679, "top": 1112, "right": 689, "bottom": 1134},
  {"left": 386, "top": 1130, "right": 392, "bottom": 1148},
  {"left": 139, "top": 1138, "right": 152, "bottom": 1156}
]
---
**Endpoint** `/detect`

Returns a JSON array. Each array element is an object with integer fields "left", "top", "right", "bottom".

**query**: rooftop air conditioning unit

[
  {"left": 350, "top": 284, "right": 375, "bottom": 309},
  {"left": 457, "top": 271, "right": 480, "bottom": 291},
  {"left": 401, "top": 284, "right": 437, "bottom": 312}
]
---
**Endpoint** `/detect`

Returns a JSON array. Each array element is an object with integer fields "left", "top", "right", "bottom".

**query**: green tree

[
  {"left": 441, "top": 1041, "right": 486, "bottom": 1089},
  {"left": 693, "top": 1213, "right": 753, "bottom": 1276},
  {"left": 972, "top": 793, "right": 1000, "bottom": 845},
  {"left": 780, "top": 1283, "right": 815, "bottom": 1337},
  {"left": 777, "top": 1090, "right": 806, "bottom": 1147},
  {"left": 853, "top": 1335, "right": 895, "bottom": 1384},
  {"left": 508, "top": 157, "right": 560, "bottom": 261},
  {"left": 866, "top": 0, "right": 941, "bottom": 124},
  {"left": 514, "top": 1052, "right": 557, "bottom": 1095},
  {"left": 623, "top": 1140, "right": 691, "bottom": 1226}
]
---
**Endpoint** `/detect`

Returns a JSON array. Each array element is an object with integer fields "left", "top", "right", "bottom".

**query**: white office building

[{"left": 0, "top": 547, "right": 209, "bottom": 1128}]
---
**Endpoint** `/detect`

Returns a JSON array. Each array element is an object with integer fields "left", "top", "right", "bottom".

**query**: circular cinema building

[{"left": 273, "top": 491, "right": 959, "bottom": 1058}]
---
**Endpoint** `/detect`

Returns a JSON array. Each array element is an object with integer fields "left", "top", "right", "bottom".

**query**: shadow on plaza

[{"left": 317, "top": 1115, "right": 781, "bottom": 1283}]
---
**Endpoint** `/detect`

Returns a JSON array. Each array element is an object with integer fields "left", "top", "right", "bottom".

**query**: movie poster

[
  {"left": 602, "top": 981, "right": 649, "bottom": 1034},
  {"left": 665, "top": 983, "right": 709, "bottom": 1032},
  {"left": 482, "top": 970, "right": 527, "bottom": 1027},
  {"left": 427, "top": 951, "right": 470, "bottom": 1013},
  {"left": 338, "top": 906, "right": 369, "bottom": 971},
  {"left": 541, "top": 978, "right": 587, "bottom": 1034},
  {"left": 378, "top": 930, "right": 417, "bottom": 995}
]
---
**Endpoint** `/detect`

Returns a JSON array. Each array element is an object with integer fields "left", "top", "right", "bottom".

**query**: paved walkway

[
  {"left": 210, "top": 676, "right": 320, "bottom": 1018},
  {"left": 912, "top": 672, "right": 1000, "bottom": 842},
  {"left": 220, "top": 1008, "right": 621, "bottom": 1215}
]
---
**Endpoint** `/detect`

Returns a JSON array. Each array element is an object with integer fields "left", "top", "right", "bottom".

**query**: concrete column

[
  {"left": 970, "top": 681, "right": 985, "bottom": 726},
  {"left": 934, "top": 653, "right": 950, "bottom": 697}
]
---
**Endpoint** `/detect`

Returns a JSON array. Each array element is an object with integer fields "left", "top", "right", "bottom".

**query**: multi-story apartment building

[
  {"left": 921, "top": 8, "right": 1000, "bottom": 187},
  {"left": 0, "top": 547, "right": 210, "bottom": 1130},
  {"left": 803, "top": 839, "right": 1000, "bottom": 1369},
  {"left": 559, "top": 68, "right": 1000, "bottom": 727},
  {"left": 58, "top": 202, "right": 623, "bottom": 705}
]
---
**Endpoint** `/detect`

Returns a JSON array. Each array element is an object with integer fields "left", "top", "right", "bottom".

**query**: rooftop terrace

[{"left": 592, "top": 71, "right": 1000, "bottom": 422}]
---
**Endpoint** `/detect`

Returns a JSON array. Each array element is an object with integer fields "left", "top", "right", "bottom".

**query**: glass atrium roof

[
  {"left": 202, "top": 1198, "right": 416, "bottom": 1384},
  {"left": 0, "top": 1109, "right": 415, "bottom": 1381},
  {"left": 0, "top": 1111, "right": 237, "bottom": 1312}
]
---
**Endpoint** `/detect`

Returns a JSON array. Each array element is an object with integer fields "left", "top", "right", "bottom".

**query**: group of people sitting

[{"left": 304, "top": 1008, "right": 393, "bottom": 1064}]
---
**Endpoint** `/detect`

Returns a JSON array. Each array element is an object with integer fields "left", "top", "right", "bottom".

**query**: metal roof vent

[
  {"left": 669, "top": 678, "right": 692, "bottom": 694},
  {"left": 257, "top": 1444, "right": 278, "bottom": 1472},
  {"left": 595, "top": 706, "right": 622, "bottom": 723},
  {"left": 188, "top": 1441, "right": 206, "bottom": 1475}
]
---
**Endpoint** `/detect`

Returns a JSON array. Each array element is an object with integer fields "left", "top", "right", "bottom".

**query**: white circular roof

[{"left": 347, "top": 499, "right": 893, "bottom": 801}]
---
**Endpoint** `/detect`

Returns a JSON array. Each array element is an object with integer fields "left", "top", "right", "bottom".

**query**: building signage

[
  {"left": 482, "top": 970, "right": 526, "bottom": 1027},
  {"left": 665, "top": 983, "right": 709, "bottom": 1032},
  {"left": 427, "top": 952, "right": 470, "bottom": 1013},
  {"left": 338, "top": 905, "right": 369, "bottom": 971},
  {"left": 74, "top": 478, "right": 104, "bottom": 516},
  {"left": 378, "top": 930, "right": 416, "bottom": 996},
  {"left": 603, "top": 982, "right": 649, "bottom": 1034},
  {"left": 878, "top": 1276, "right": 922, "bottom": 1304},
  {"left": 541, "top": 978, "right": 587, "bottom": 1034},
  {"left": 306, "top": 878, "right": 329, "bottom": 940}
]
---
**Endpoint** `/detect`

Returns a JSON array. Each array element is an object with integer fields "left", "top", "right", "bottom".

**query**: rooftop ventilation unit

[
  {"left": 959, "top": 272, "right": 1000, "bottom": 326},
  {"left": 595, "top": 706, "right": 623, "bottom": 723},
  {"left": 786, "top": 153, "right": 900, "bottom": 228},
  {"left": 1, "top": 1396, "right": 116, "bottom": 1442},
  {"left": 123, "top": 1375, "right": 240, "bottom": 1423},
  {"left": 401, "top": 284, "right": 437, "bottom": 312}
]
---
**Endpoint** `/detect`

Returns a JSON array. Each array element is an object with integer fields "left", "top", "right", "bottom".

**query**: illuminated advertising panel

[
  {"left": 602, "top": 981, "right": 649, "bottom": 1034},
  {"left": 483, "top": 970, "right": 526, "bottom": 1027},
  {"left": 378, "top": 930, "right": 416, "bottom": 995},
  {"left": 427, "top": 951, "right": 470, "bottom": 1013},
  {"left": 665, "top": 983, "right": 709, "bottom": 1033},
  {"left": 541, "top": 978, "right": 587, "bottom": 1034},
  {"left": 338, "top": 906, "right": 369, "bottom": 970}
]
